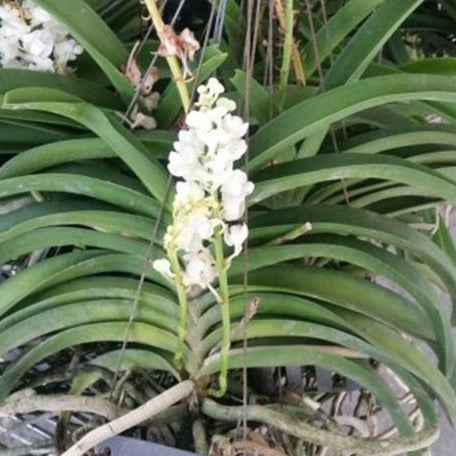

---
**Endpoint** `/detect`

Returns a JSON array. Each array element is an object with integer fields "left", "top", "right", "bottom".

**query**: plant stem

[
  {"left": 208, "top": 230, "right": 231, "bottom": 397},
  {"left": 274, "top": 0, "right": 305, "bottom": 85},
  {"left": 169, "top": 248, "right": 188, "bottom": 370},
  {"left": 278, "top": 0, "right": 294, "bottom": 110},
  {"left": 142, "top": 0, "right": 191, "bottom": 113}
]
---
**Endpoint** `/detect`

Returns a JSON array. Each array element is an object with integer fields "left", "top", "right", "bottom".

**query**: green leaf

[
  {"left": 230, "top": 70, "right": 271, "bottom": 125},
  {"left": 0, "top": 69, "right": 123, "bottom": 109},
  {"left": 202, "top": 318, "right": 456, "bottom": 420},
  {"left": 0, "top": 250, "right": 103, "bottom": 317},
  {"left": 251, "top": 153, "right": 456, "bottom": 206},
  {"left": 90, "top": 349, "right": 180, "bottom": 380},
  {"left": 0, "top": 300, "right": 177, "bottom": 359},
  {"left": 324, "top": 0, "right": 425, "bottom": 88},
  {"left": 2, "top": 98, "right": 169, "bottom": 204},
  {"left": 229, "top": 237, "right": 453, "bottom": 373},
  {"left": 340, "top": 126, "right": 456, "bottom": 155},
  {"left": 303, "top": 0, "right": 384, "bottom": 77},
  {"left": 250, "top": 204, "right": 456, "bottom": 312},
  {"left": 229, "top": 265, "right": 434, "bottom": 342},
  {"left": 0, "top": 322, "right": 176, "bottom": 400},
  {"left": 249, "top": 74, "right": 456, "bottom": 169},
  {"left": 0, "top": 227, "right": 153, "bottom": 265},
  {"left": 0, "top": 276, "right": 176, "bottom": 334},
  {"left": 0, "top": 205, "right": 166, "bottom": 245},
  {"left": 0, "top": 173, "right": 161, "bottom": 216}
]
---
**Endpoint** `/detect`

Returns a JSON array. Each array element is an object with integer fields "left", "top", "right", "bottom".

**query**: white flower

[
  {"left": 27, "top": 54, "right": 54, "bottom": 72},
  {"left": 206, "top": 78, "right": 225, "bottom": 97},
  {"left": 174, "top": 181, "right": 205, "bottom": 209},
  {"left": 224, "top": 223, "right": 248, "bottom": 257},
  {"left": 186, "top": 110, "right": 213, "bottom": 132},
  {"left": 21, "top": 29, "right": 54, "bottom": 58},
  {"left": 54, "top": 39, "right": 84, "bottom": 70},
  {"left": 153, "top": 258, "right": 174, "bottom": 279},
  {"left": 196, "top": 77, "right": 225, "bottom": 108},
  {"left": 216, "top": 97, "right": 236, "bottom": 112},
  {"left": 0, "top": 37, "right": 19, "bottom": 65},
  {"left": 221, "top": 170, "right": 254, "bottom": 221},
  {"left": 0, "top": 1, "right": 83, "bottom": 73},
  {"left": 182, "top": 249, "right": 216, "bottom": 289},
  {"left": 222, "top": 114, "right": 249, "bottom": 139},
  {"left": 168, "top": 131, "right": 206, "bottom": 182},
  {"left": 25, "top": 1, "right": 52, "bottom": 25},
  {"left": 176, "top": 208, "right": 215, "bottom": 252}
]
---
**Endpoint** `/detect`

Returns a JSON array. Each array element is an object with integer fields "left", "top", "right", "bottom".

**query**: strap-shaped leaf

[
  {"left": 90, "top": 349, "right": 180, "bottom": 380},
  {"left": 0, "top": 227, "right": 156, "bottom": 265},
  {"left": 0, "top": 277, "right": 176, "bottom": 334},
  {"left": 251, "top": 153, "right": 456, "bottom": 205},
  {"left": 0, "top": 207, "right": 166, "bottom": 245},
  {"left": 2, "top": 97, "right": 169, "bottom": 204},
  {"left": 201, "top": 318, "right": 456, "bottom": 420},
  {"left": 250, "top": 204, "right": 456, "bottom": 311},
  {"left": 249, "top": 74, "right": 456, "bottom": 169},
  {"left": 229, "top": 265, "right": 434, "bottom": 342},
  {"left": 229, "top": 237, "right": 452, "bottom": 372},
  {"left": 0, "top": 300, "right": 177, "bottom": 359},
  {"left": 303, "top": 0, "right": 384, "bottom": 77},
  {"left": 324, "top": 0, "right": 425, "bottom": 88},
  {"left": 0, "top": 322, "right": 177, "bottom": 400},
  {"left": 0, "top": 69, "right": 123, "bottom": 109},
  {"left": 0, "top": 173, "right": 161, "bottom": 216},
  {"left": 0, "top": 133, "right": 174, "bottom": 179}
]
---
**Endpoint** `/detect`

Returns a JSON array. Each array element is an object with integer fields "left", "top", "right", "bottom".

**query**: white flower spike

[{"left": 155, "top": 77, "right": 254, "bottom": 292}]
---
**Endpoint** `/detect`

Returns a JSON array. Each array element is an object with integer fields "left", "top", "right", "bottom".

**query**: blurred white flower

[
  {"left": 174, "top": 181, "right": 205, "bottom": 210},
  {"left": 196, "top": 77, "right": 225, "bottom": 109},
  {"left": 221, "top": 170, "right": 254, "bottom": 221},
  {"left": 182, "top": 249, "right": 216, "bottom": 289},
  {"left": 53, "top": 39, "right": 83, "bottom": 71},
  {"left": 0, "top": 0, "right": 83, "bottom": 73},
  {"left": 175, "top": 208, "right": 215, "bottom": 253},
  {"left": 152, "top": 258, "right": 174, "bottom": 280},
  {"left": 224, "top": 223, "right": 248, "bottom": 257},
  {"left": 186, "top": 110, "right": 213, "bottom": 132}
]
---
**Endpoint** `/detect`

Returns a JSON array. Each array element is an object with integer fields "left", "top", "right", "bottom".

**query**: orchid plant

[
  {"left": 154, "top": 77, "right": 253, "bottom": 395},
  {"left": 0, "top": 0, "right": 456, "bottom": 454}
]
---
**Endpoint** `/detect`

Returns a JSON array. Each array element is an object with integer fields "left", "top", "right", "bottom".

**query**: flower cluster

[
  {"left": 154, "top": 78, "right": 254, "bottom": 291},
  {"left": 0, "top": 0, "right": 83, "bottom": 73}
]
